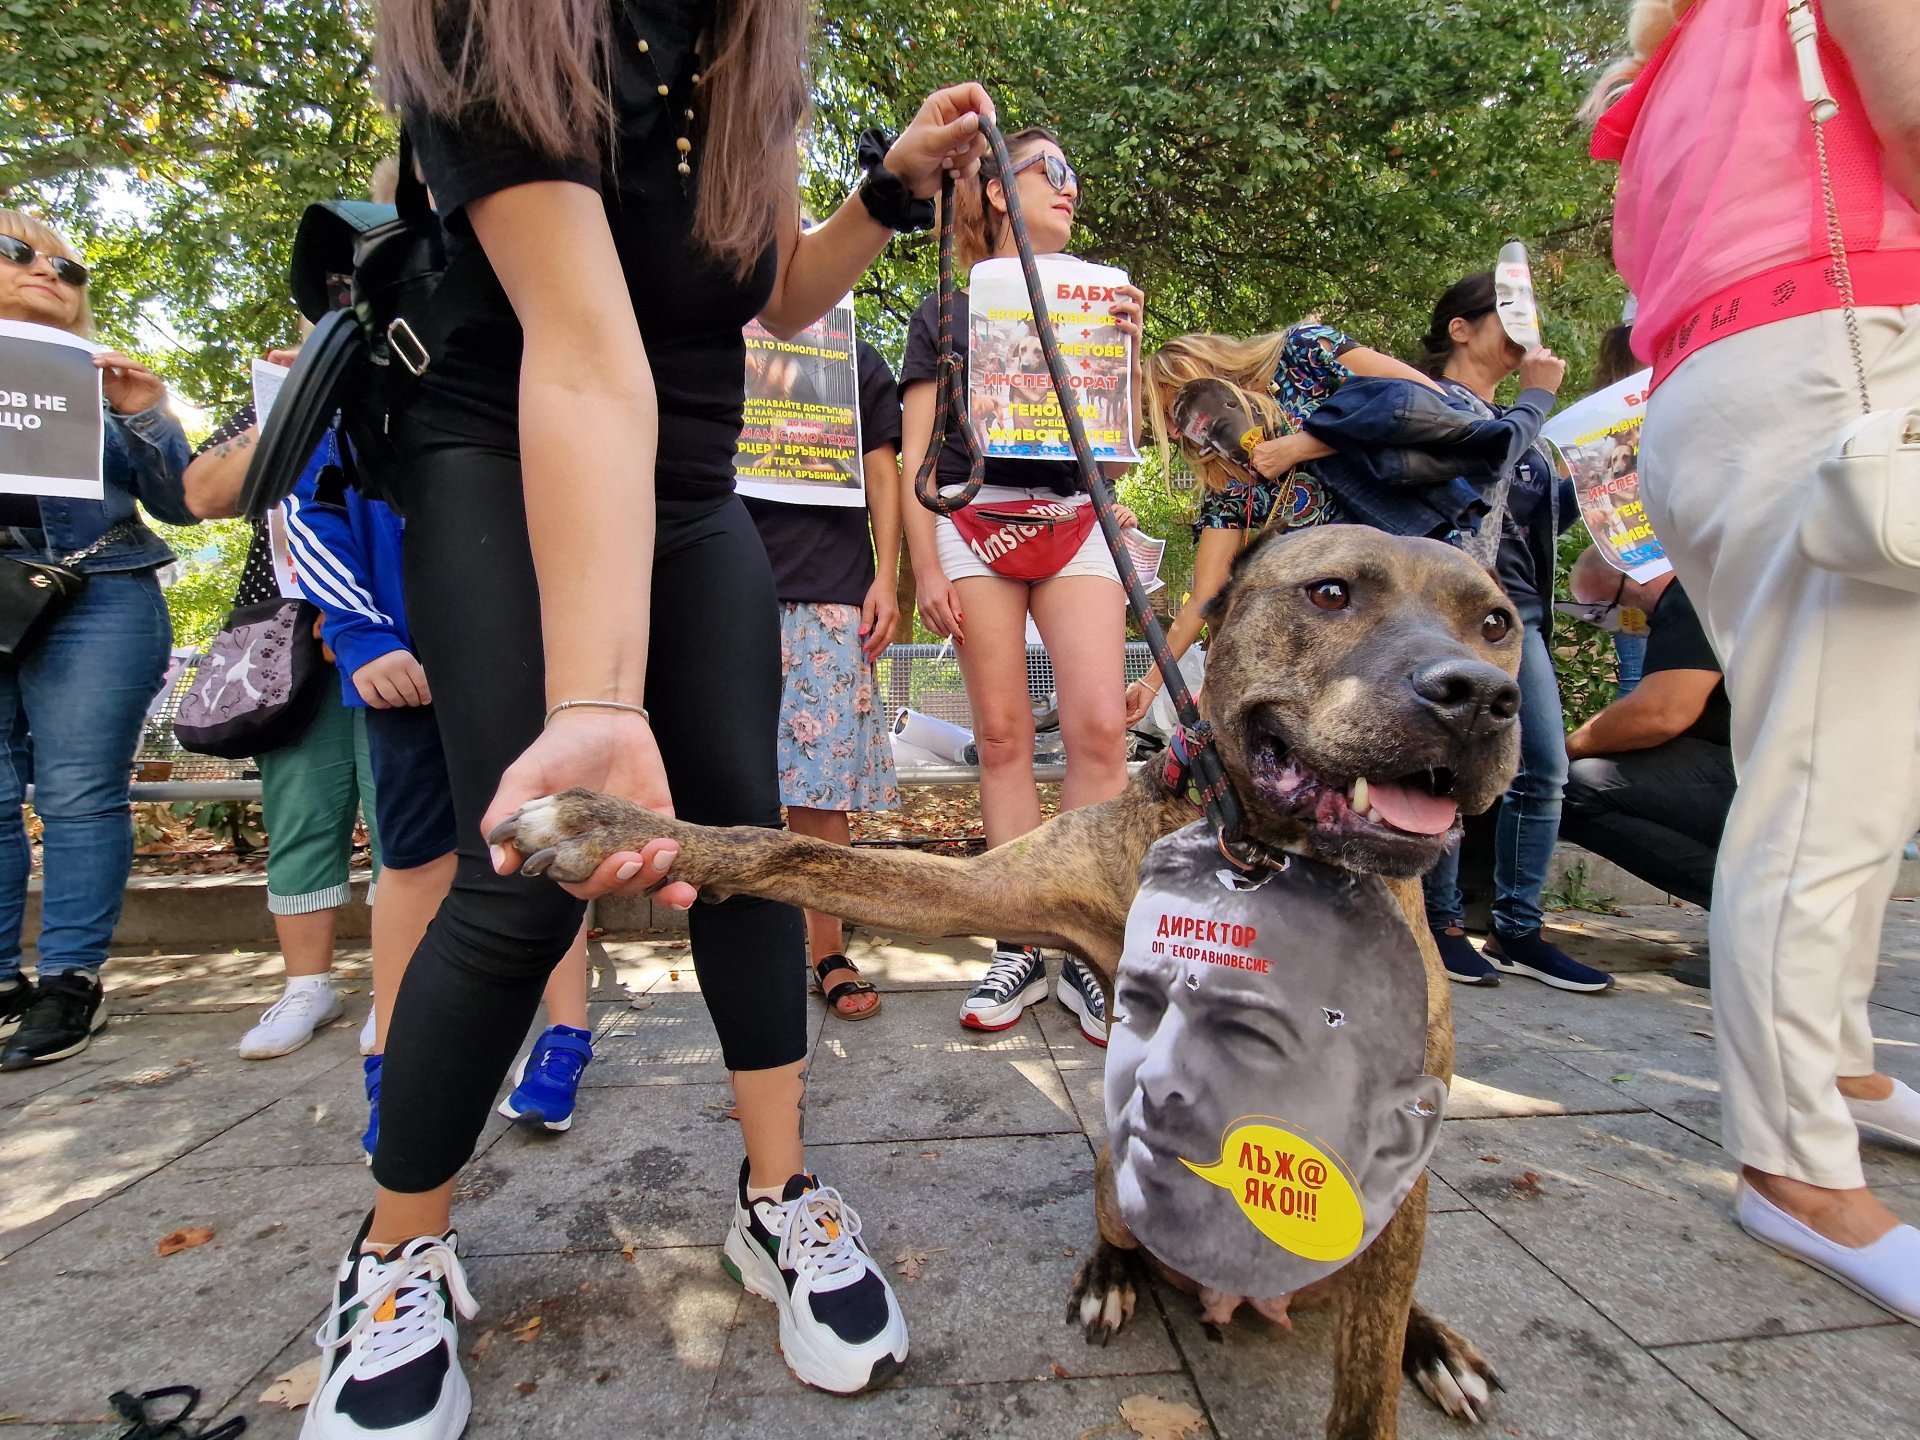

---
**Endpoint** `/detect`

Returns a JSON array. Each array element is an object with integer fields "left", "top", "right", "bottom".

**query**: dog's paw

[
  {"left": 487, "top": 788, "right": 672, "bottom": 884},
  {"left": 1403, "top": 1305, "right": 1501, "bottom": 1424},
  {"left": 1067, "top": 1240, "right": 1142, "bottom": 1345}
]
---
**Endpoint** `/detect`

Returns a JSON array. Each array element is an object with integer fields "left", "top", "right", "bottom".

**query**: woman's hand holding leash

[
  {"left": 482, "top": 707, "right": 696, "bottom": 908},
  {"left": 885, "top": 84, "right": 997, "bottom": 196}
]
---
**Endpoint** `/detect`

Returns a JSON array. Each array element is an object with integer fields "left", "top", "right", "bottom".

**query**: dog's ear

[{"left": 1202, "top": 525, "right": 1291, "bottom": 629}]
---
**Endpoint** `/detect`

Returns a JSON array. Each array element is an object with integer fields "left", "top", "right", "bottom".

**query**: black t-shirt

[
  {"left": 899, "top": 291, "right": 1082, "bottom": 496},
  {"left": 743, "top": 342, "right": 902, "bottom": 606},
  {"left": 404, "top": 0, "right": 777, "bottom": 502},
  {"left": 1643, "top": 580, "right": 1731, "bottom": 746}
]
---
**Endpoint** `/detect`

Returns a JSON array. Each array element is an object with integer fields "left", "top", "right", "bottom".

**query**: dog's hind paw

[
  {"left": 486, "top": 788, "right": 670, "bottom": 885},
  {"left": 1404, "top": 1305, "right": 1501, "bottom": 1424},
  {"left": 1067, "top": 1241, "right": 1143, "bottom": 1345}
]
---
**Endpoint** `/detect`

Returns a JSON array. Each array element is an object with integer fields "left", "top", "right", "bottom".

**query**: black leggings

[{"left": 372, "top": 422, "right": 806, "bottom": 1194}]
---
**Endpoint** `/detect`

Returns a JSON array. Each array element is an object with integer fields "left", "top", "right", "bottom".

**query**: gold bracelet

[{"left": 545, "top": 699, "right": 651, "bottom": 726}]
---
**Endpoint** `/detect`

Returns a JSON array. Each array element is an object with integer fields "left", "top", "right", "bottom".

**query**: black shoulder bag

[{"left": 0, "top": 520, "right": 142, "bottom": 657}]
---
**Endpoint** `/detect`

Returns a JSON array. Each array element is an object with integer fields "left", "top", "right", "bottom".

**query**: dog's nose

[{"left": 1411, "top": 658, "right": 1521, "bottom": 738}]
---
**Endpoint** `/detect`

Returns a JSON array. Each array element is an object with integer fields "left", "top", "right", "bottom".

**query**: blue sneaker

[
  {"left": 1484, "top": 928, "right": 1614, "bottom": 993},
  {"left": 497, "top": 1024, "right": 593, "bottom": 1132},
  {"left": 1434, "top": 926, "right": 1500, "bottom": 986},
  {"left": 361, "top": 1054, "right": 381, "bottom": 1165}
]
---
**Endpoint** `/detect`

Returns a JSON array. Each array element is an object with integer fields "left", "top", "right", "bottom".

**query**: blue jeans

[
  {"left": 1424, "top": 611, "right": 1568, "bottom": 935},
  {"left": 1613, "top": 632, "right": 1648, "bottom": 698},
  {"left": 0, "top": 570, "right": 171, "bottom": 980}
]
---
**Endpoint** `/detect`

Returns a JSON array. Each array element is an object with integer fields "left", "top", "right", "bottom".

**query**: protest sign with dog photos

[
  {"left": 967, "top": 256, "right": 1138, "bottom": 463},
  {"left": 1541, "top": 369, "right": 1673, "bottom": 583},
  {"left": 733, "top": 296, "right": 864, "bottom": 508},
  {"left": 0, "top": 318, "right": 104, "bottom": 500}
]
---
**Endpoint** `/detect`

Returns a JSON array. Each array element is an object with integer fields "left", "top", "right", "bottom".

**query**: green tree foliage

[{"left": 4, "top": 0, "right": 1633, "bottom": 641}]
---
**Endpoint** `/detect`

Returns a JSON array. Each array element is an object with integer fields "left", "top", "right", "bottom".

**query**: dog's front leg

[
  {"left": 492, "top": 787, "right": 1128, "bottom": 965},
  {"left": 1325, "top": 1173, "right": 1427, "bottom": 1440}
]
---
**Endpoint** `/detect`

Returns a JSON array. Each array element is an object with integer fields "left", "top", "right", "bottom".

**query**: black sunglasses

[
  {"left": 1004, "top": 152, "right": 1079, "bottom": 196},
  {"left": 0, "top": 233, "right": 88, "bottom": 288}
]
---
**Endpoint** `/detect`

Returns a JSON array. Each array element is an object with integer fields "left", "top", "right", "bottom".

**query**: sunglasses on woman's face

[
  {"left": 0, "top": 234, "right": 88, "bottom": 288},
  {"left": 1005, "top": 152, "right": 1079, "bottom": 196}
]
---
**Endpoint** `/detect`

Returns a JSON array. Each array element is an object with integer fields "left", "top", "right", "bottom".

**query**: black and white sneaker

[
  {"left": 0, "top": 975, "right": 32, "bottom": 1041},
  {"left": 1055, "top": 955, "right": 1109, "bottom": 1046},
  {"left": 0, "top": 970, "right": 107, "bottom": 1070},
  {"left": 720, "top": 1161, "right": 908, "bottom": 1394},
  {"left": 303, "top": 1214, "right": 477, "bottom": 1440},
  {"left": 960, "top": 943, "right": 1047, "bottom": 1031}
]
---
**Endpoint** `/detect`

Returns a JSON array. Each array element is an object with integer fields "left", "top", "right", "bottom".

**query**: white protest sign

[
  {"left": 967, "top": 256, "right": 1138, "bottom": 463},
  {"left": 1541, "top": 369, "right": 1673, "bottom": 583},
  {"left": 251, "top": 358, "right": 291, "bottom": 428},
  {"left": 0, "top": 318, "right": 104, "bottom": 500},
  {"left": 733, "top": 297, "right": 864, "bottom": 508}
]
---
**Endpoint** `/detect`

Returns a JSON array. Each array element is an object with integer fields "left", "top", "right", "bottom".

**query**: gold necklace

[{"left": 633, "top": 36, "right": 698, "bottom": 190}]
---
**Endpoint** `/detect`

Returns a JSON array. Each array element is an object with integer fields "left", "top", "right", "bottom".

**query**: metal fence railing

[{"left": 123, "top": 642, "right": 1162, "bottom": 802}]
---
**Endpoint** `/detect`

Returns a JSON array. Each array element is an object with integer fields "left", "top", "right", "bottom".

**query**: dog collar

[{"left": 1162, "top": 725, "right": 1210, "bottom": 814}]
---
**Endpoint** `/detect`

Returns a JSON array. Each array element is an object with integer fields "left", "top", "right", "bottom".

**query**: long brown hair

[
  {"left": 377, "top": 0, "right": 810, "bottom": 278},
  {"left": 949, "top": 127, "right": 1061, "bottom": 273}
]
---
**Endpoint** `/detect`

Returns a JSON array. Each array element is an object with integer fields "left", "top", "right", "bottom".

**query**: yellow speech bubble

[{"left": 1181, "top": 1118, "right": 1366, "bottom": 1262}]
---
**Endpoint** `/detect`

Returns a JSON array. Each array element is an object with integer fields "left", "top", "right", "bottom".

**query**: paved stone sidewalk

[{"left": 3, "top": 901, "right": 1918, "bottom": 1438}]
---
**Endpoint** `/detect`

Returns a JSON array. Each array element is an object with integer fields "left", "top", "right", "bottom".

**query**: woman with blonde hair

[
  {"left": 1590, "top": 0, "right": 1920, "bottom": 1322},
  {"left": 0, "top": 211, "right": 195, "bottom": 1071},
  {"left": 1125, "top": 322, "right": 1438, "bottom": 726},
  {"left": 899, "top": 125, "right": 1144, "bottom": 1043}
]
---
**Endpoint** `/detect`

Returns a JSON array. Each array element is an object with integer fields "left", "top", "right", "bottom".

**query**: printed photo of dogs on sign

[{"left": 494, "top": 525, "right": 1523, "bottom": 1435}]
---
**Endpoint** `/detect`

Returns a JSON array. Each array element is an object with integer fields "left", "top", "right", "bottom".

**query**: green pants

[{"left": 258, "top": 698, "right": 381, "bottom": 915}]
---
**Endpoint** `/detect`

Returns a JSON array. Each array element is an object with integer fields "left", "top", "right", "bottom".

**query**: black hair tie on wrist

[{"left": 855, "top": 126, "right": 936, "bottom": 233}]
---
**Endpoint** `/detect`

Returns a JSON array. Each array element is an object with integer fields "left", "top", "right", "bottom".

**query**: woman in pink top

[{"left": 1591, "top": 0, "right": 1920, "bottom": 1325}]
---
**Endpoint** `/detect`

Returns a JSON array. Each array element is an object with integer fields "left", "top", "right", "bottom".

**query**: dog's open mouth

[{"left": 1245, "top": 714, "right": 1459, "bottom": 841}]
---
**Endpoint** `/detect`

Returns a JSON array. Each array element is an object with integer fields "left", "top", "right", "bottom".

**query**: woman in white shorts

[{"left": 899, "top": 126, "right": 1143, "bottom": 1046}]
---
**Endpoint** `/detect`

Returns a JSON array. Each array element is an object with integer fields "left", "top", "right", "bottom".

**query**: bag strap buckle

[{"left": 387, "top": 318, "right": 431, "bottom": 377}]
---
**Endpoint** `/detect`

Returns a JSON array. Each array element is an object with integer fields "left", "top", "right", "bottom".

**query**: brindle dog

[{"left": 492, "top": 525, "right": 1523, "bottom": 1439}]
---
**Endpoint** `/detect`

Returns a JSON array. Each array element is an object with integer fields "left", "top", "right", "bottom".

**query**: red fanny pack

[{"left": 946, "top": 498, "right": 1098, "bottom": 580}]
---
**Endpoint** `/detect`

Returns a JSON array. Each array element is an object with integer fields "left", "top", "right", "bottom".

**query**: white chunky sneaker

[
  {"left": 238, "top": 981, "right": 343, "bottom": 1059},
  {"left": 303, "top": 1218, "right": 477, "bottom": 1440},
  {"left": 359, "top": 1003, "right": 378, "bottom": 1056},
  {"left": 721, "top": 1161, "right": 908, "bottom": 1394},
  {"left": 960, "top": 944, "right": 1046, "bottom": 1032}
]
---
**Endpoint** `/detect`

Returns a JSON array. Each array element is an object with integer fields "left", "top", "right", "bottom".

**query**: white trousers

[{"left": 1639, "top": 305, "right": 1920, "bottom": 1190}]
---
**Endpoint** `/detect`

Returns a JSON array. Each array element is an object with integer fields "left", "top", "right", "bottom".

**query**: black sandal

[{"left": 812, "top": 953, "right": 881, "bottom": 1021}]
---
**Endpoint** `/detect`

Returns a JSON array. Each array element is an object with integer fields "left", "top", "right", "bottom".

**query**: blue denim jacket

[
  {"left": 1299, "top": 378, "right": 1557, "bottom": 541},
  {"left": 2, "top": 404, "right": 195, "bottom": 572}
]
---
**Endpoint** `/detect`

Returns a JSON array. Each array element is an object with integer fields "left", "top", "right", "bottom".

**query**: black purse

[{"left": 0, "top": 520, "right": 140, "bottom": 657}]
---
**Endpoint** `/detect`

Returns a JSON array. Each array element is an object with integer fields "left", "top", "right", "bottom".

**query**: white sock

[
  {"left": 285, "top": 974, "right": 333, "bottom": 994},
  {"left": 746, "top": 1183, "right": 786, "bottom": 1205}
]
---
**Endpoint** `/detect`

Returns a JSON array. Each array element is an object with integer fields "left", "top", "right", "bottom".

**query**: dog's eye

[
  {"left": 1481, "top": 610, "right": 1513, "bottom": 643},
  {"left": 1307, "top": 580, "right": 1350, "bottom": 612}
]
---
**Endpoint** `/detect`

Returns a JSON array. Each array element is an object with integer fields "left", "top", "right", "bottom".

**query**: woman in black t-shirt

[
  {"left": 298, "top": 2, "right": 992, "bottom": 1430},
  {"left": 898, "top": 128, "right": 1144, "bottom": 1046}
]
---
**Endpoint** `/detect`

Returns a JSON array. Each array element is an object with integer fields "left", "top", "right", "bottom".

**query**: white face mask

[
  {"left": 1494, "top": 241, "right": 1541, "bottom": 348},
  {"left": 1106, "top": 821, "right": 1446, "bottom": 1298}
]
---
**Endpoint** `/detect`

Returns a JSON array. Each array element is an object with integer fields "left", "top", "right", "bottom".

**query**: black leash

[{"left": 914, "top": 117, "right": 1263, "bottom": 869}]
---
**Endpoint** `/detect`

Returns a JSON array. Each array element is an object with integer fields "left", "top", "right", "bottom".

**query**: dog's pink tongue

[{"left": 1366, "top": 779, "right": 1458, "bottom": 836}]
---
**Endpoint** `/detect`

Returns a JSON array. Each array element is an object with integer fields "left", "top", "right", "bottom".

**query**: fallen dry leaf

[
  {"left": 467, "top": 1329, "right": 496, "bottom": 1363},
  {"left": 511, "top": 1315, "right": 543, "bottom": 1342},
  {"left": 1049, "top": 1362, "right": 1071, "bottom": 1379},
  {"left": 1510, "top": 1171, "right": 1545, "bottom": 1199},
  {"left": 155, "top": 1226, "right": 214, "bottom": 1257},
  {"left": 1479, "top": 1154, "right": 1500, "bottom": 1163},
  {"left": 620, "top": 1242, "right": 637, "bottom": 1263},
  {"left": 1118, "top": 1393, "right": 1207, "bottom": 1440},
  {"left": 257, "top": 1357, "right": 322, "bottom": 1409},
  {"left": 514, "top": 1381, "right": 538, "bottom": 1397},
  {"left": 893, "top": 1246, "right": 947, "bottom": 1281}
]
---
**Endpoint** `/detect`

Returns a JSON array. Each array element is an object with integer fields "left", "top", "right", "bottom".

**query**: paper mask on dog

[{"left": 1105, "top": 821, "right": 1446, "bottom": 1297}]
